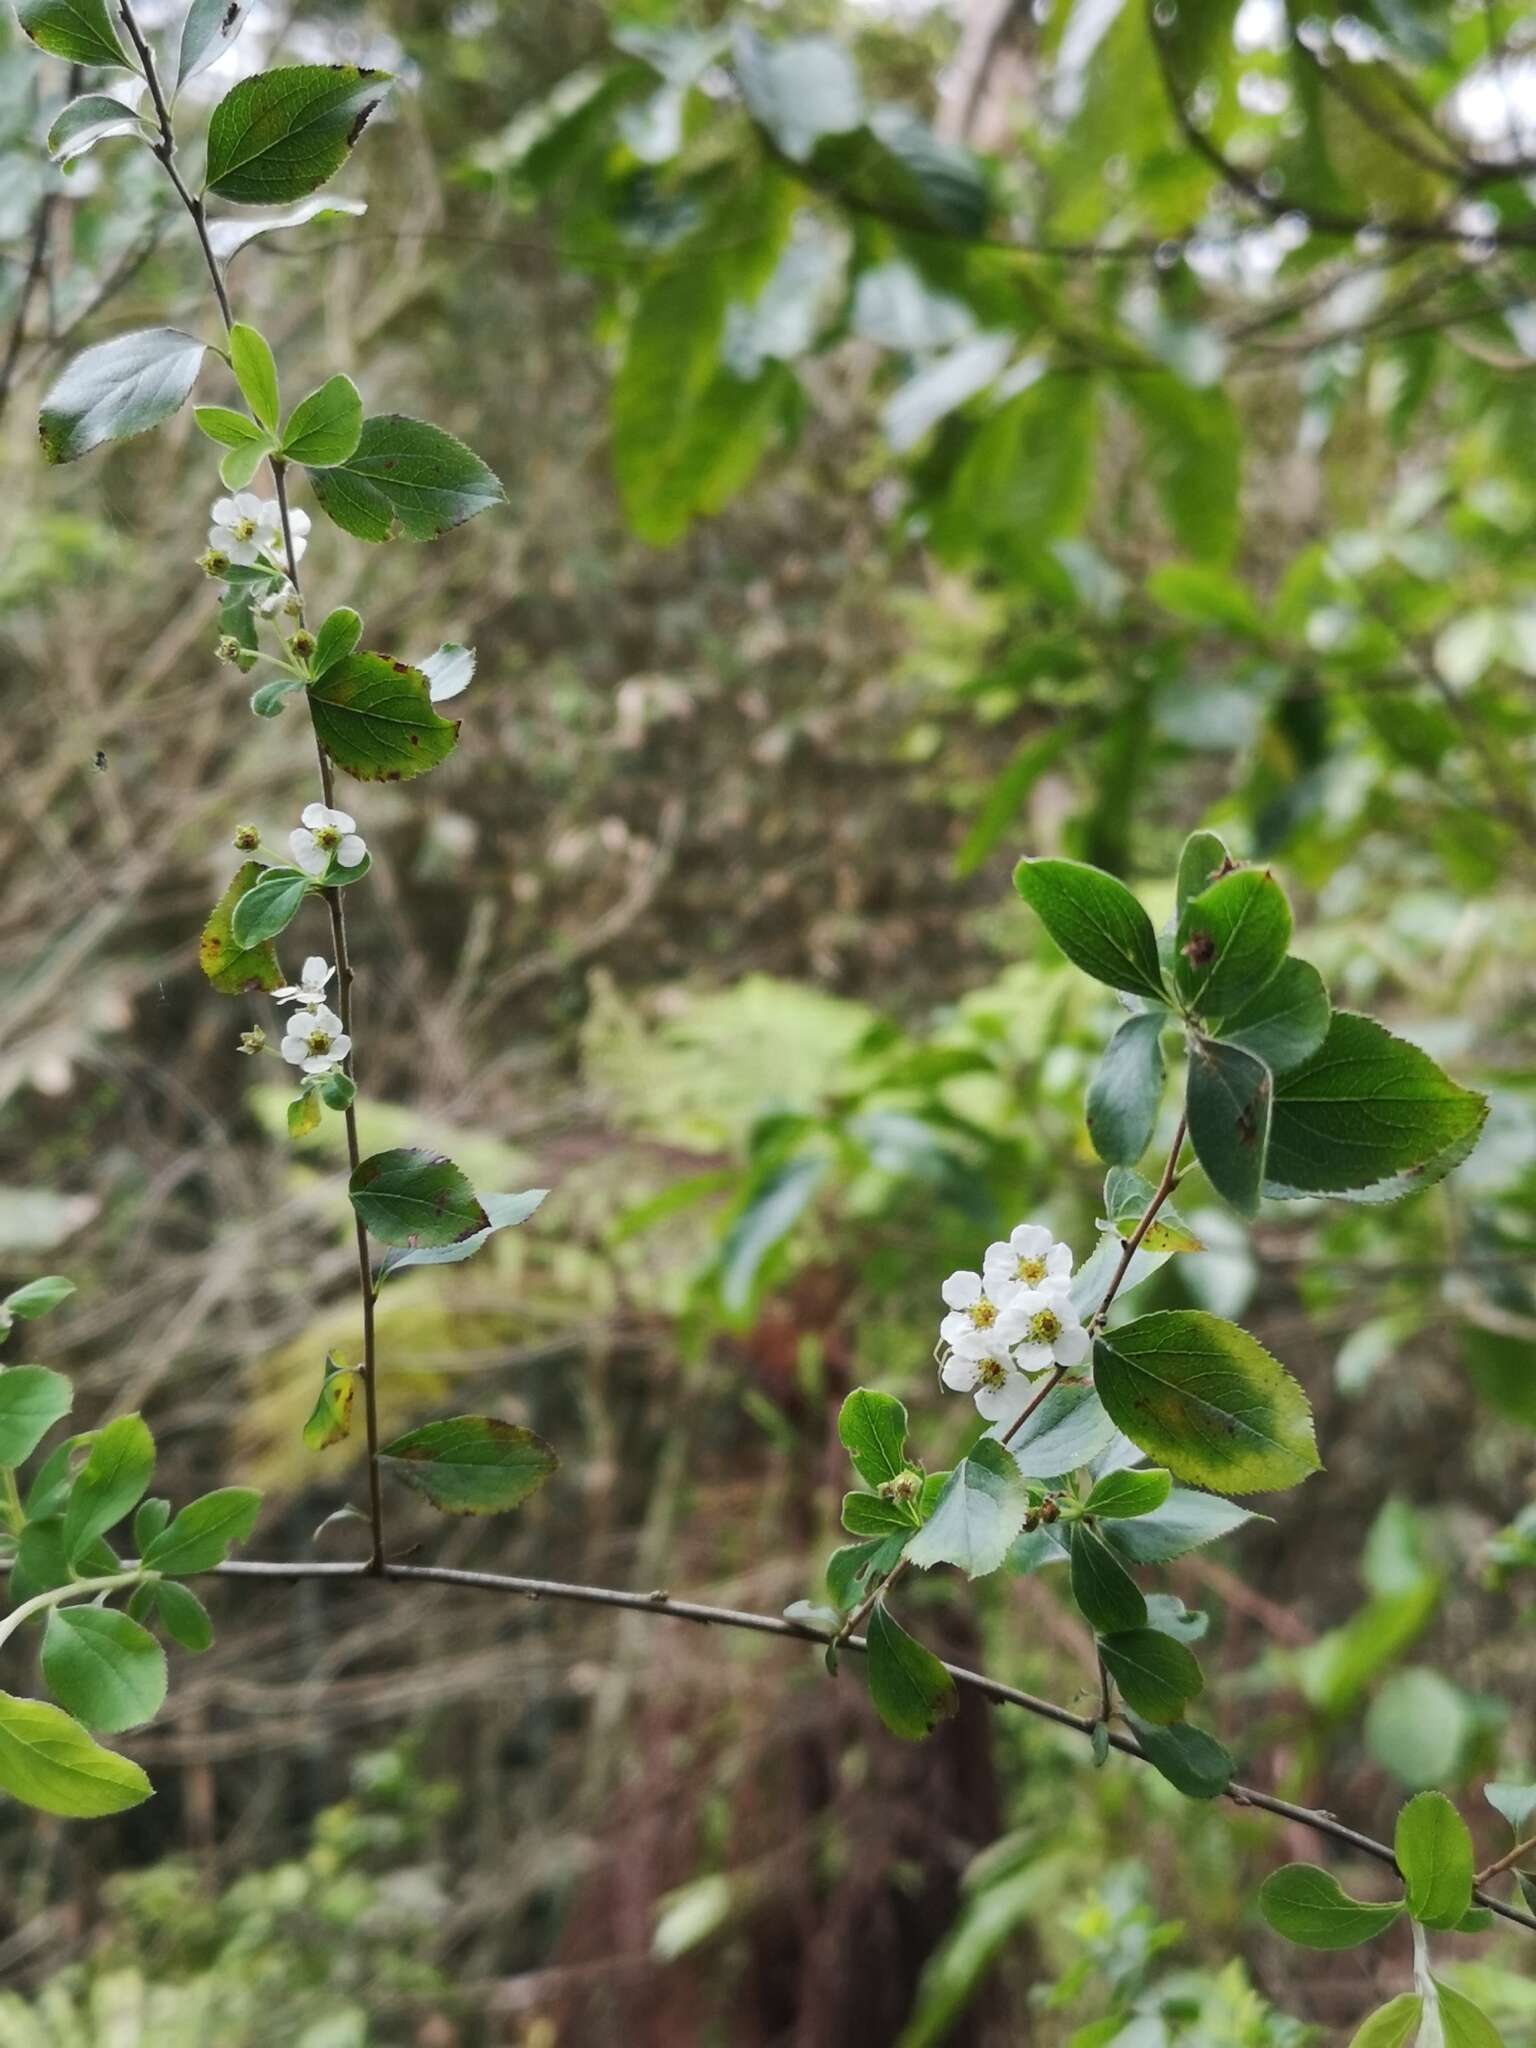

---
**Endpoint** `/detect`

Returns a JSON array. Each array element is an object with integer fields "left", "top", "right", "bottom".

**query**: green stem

[{"left": 0, "top": 1571, "right": 153, "bottom": 1655}]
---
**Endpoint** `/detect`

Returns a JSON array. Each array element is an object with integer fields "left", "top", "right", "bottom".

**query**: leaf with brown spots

[
  {"left": 198, "top": 862, "right": 285, "bottom": 995},
  {"left": 1186, "top": 1034, "right": 1272, "bottom": 1218},
  {"left": 308, "top": 652, "right": 459, "bottom": 783},
  {"left": 378, "top": 1415, "right": 557, "bottom": 1515},
  {"left": 308, "top": 414, "right": 504, "bottom": 543},
  {"left": 348, "top": 1147, "right": 488, "bottom": 1249}
]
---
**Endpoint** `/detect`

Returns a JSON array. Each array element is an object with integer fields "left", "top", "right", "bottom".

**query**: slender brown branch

[
  {"left": 209, "top": 1556, "right": 1536, "bottom": 1937},
  {"left": 1478, "top": 1834, "right": 1536, "bottom": 1885},
  {"left": 116, "top": 1, "right": 233, "bottom": 330},
  {"left": 1090, "top": 1113, "right": 1187, "bottom": 1330}
]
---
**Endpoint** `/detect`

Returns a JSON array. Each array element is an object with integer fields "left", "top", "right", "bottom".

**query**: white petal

[
  {"left": 280, "top": 1037, "right": 308, "bottom": 1064},
  {"left": 289, "top": 531, "right": 308, "bottom": 562},
  {"left": 211, "top": 497, "right": 239, "bottom": 526},
  {"left": 1053, "top": 1324, "right": 1090, "bottom": 1368},
  {"left": 1011, "top": 1342, "right": 1052, "bottom": 1375},
  {"left": 302, "top": 956, "right": 330, "bottom": 985},
  {"left": 306, "top": 1006, "right": 344, "bottom": 1036},
  {"left": 290, "top": 830, "right": 327, "bottom": 875},
  {"left": 300, "top": 802, "right": 333, "bottom": 830},
  {"left": 1045, "top": 1243, "right": 1073, "bottom": 1278},
  {"left": 941, "top": 1353, "right": 978, "bottom": 1392},
  {"left": 336, "top": 835, "right": 366, "bottom": 868},
  {"left": 252, "top": 496, "right": 278, "bottom": 523},
  {"left": 973, "top": 1380, "right": 1023, "bottom": 1424},
  {"left": 941, "top": 1271, "right": 981, "bottom": 1311},
  {"left": 1010, "top": 1223, "right": 1052, "bottom": 1258},
  {"left": 329, "top": 807, "right": 356, "bottom": 834},
  {"left": 302, "top": 1053, "right": 338, "bottom": 1075},
  {"left": 981, "top": 1245, "right": 1016, "bottom": 1289},
  {"left": 288, "top": 508, "right": 311, "bottom": 536},
  {"left": 939, "top": 1311, "right": 977, "bottom": 1351},
  {"left": 328, "top": 1032, "right": 351, "bottom": 1061},
  {"left": 228, "top": 539, "right": 259, "bottom": 566}
]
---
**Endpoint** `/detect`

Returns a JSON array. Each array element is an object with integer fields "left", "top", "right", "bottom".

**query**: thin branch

[
  {"left": 210, "top": 1556, "right": 1536, "bottom": 1937},
  {"left": 1478, "top": 1833, "right": 1536, "bottom": 1885},
  {"left": 116, "top": 1, "right": 233, "bottom": 329}
]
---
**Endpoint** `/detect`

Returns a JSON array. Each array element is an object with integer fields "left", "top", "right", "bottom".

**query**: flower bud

[
  {"left": 878, "top": 1468, "right": 923, "bottom": 1507},
  {"left": 236, "top": 1028, "right": 267, "bottom": 1057},
  {"left": 288, "top": 629, "right": 317, "bottom": 662},
  {"left": 1039, "top": 1497, "right": 1060, "bottom": 1525},
  {"left": 215, "top": 634, "right": 242, "bottom": 666},
  {"left": 198, "top": 547, "right": 231, "bottom": 579},
  {"left": 232, "top": 823, "right": 260, "bottom": 852}
]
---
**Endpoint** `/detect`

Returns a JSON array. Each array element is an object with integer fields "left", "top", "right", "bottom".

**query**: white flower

[
  {"left": 280, "top": 1004, "right": 351, "bottom": 1076},
  {"left": 998, "top": 1282, "right": 1091, "bottom": 1375},
  {"left": 939, "top": 1269, "right": 1011, "bottom": 1352},
  {"left": 274, "top": 956, "right": 335, "bottom": 1009},
  {"left": 983, "top": 1222, "right": 1074, "bottom": 1298},
  {"left": 941, "top": 1338, "right": 1033, "bottom": 1424},
  {"left": 285, "top": 507, "right": 311, "bottom": 564},
  {"left": 290, "top": 803, "right": 366, "bottom": 877},
  {"left": 209, "top": 492, "right": 280, "bottom": 567},
  {"left": 258, "top": 579, "right": 301, "bottom": 618}
]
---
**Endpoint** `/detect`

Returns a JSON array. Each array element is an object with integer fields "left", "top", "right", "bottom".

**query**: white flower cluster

[
  {"left": 938, "top": 1223, "right": 1089, "bottom": 1422},
  {"left": 275, "top": 956, "right": 349, "bottom": 1077}
]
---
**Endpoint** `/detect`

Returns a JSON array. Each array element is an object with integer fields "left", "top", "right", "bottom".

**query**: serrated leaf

[
  {"left": 1103, "top": 1486, "right": 1258, "bottom": 1564},
  {"left": 1086, "top": 1013, "right": 1165, "bottom": 1167},
  {"left": 1126, "top": 1710, "right": 1234, "bottom": 1799},
  {"left": 206, "top": 65, "right": 390, "bottom": 205},
  {"left": 311, "top": 607, "right": 362, "bottom": 676},
  {"left": 62, "top": 1414, "right": 153, "bottom": 1565},
  {"left": 308, "top": 653, "right": 460, "bottom": 784},
  {"left": 1083, "top": 1467, "right": 1172, "bottom": 1519},
  {"left": 1258, "top": 1865, "right": 1402, "bottom": 1949},
  {"left": 1013, "top": 857, "right": 1166, "bottom": 1004},
  {"left": 176, "top": 0, "right": 252, "bottom": 88},
  {"left": 143, "top": 1488, "right": 261, "bottom": 1575},
  {"left": 1348, "top": 1997, "right": 1422, "bottom": 2048},
  {"left": 228, "top": 867, "right": 310, "bottom": 948},
  {"left": 281, "top": 374, "right": 362, "bottom": 466},
  {"left": 375, "top": 1187, "right": 545, "bottom": 1282},
  {"left": 17, "top": 0, "right": 128, "bottom": 69},
  {"left": 199, "top": 862, "right": 285, "bottom": 995},
  {"left": 309, "top": 413, "right": 504, "bottom": 541},
  {"left": 1102, "top": 1167, "right": 1203, "bottom": 1253},
  {"left": 1264, "top": 1012, "right": 1488, "bottom": 1203},
  {"left": 1070, "top": 1524, "right": 1147, "bottom": 1633},
  {"left": 2, "top": 1275, "right": 74, "bottom": 1324},
  {"left": 1093, "top": 1311, "right": 1319, "bottom": 1494},
  {"left": 0, "top": 1692, "right": 151, "bottom": 1817},
  {"left": 348, "top": 1148, "right": 489, "bottom": 1250},
  {"left": 838, "top": 1389, "right": 909, "bottom": 1492},
  {"left": 47, "top": 92, "right": 143, "bottom": 166},
  {"left": 1098, "top": 1626, "right": 1202, "bottom": 1724},
  {"left": 228, "top": 324, "right": 279, "bottom": 432},
  {"left": 208, "top": 195, "right": 367, "bottom": 264},
  {"left": 1219, "top": 956, "right": 1331, "bottom": 1076},
  {"left": 1395, "top": 1790, "right": 1474, "bottom": 1930},
  {"left": 906, "top": 1440, "right": 1028, "bottom": 1579},
  {"left": 0, "top": 1368, "right": 72, "bottom": 1467},
  {"left": 842, "top": 1490, "right": 919, "bottom": 1538},
  {"left": 1174, "top": 867, "right": 1292, "bottom": 1021},
  {"left": 863, "top": 1603, "right": 957, "bottom": 1740},
  {"left": 302, "top": 1352, "right": 356, "bottom": 1452},
  {"left": 379, "top": 1415, "right": 557, "bottom": 1515},
  {"left": 39, "top": 329, "right": 206, "bottom": 465},
  {"left": 1004, "top": 1382, "right": 1120, "bottom": 1480},
  {"left": 1175, "top": 831, "right": 1233, "bottom": 916},
  {"left": 42, "top": 1607, "right": 166, "bottom": 1734},
  {"left": 1186, "top": 1034, "right": 1272, "bottom": 1219}
]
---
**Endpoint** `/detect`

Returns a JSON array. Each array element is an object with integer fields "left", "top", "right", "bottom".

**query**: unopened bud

[
  {"left": 232, "top": 823, "right": 260, "bottom": 852},
  {"left": 288, "top": 629, "right": 316, "bottom": 662},
  {"left": 236, "top": 1028, "right": 267, "bottom": 1057},
  {"left": 1039, "top": 1497, "right": 1060, "bottom": 1525},
  {"left": 215, "top": 634, "right": 242, "bottom": 666},
  {"left": 198, "top": 547, "right": 231, "bottom": 579},
  {"left": 878, "top": 1467, "right": 923, "bottom": 1507},
  {"left": 1022, "top": 1509, "right": 1041, "bottom": 1533}
]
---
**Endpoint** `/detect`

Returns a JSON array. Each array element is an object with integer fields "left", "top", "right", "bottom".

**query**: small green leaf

[
  {"left": 309, "top": 413, "right": 504, "bottom": 542},
  {"left": 863, "top": 1602, "right": 957, "bottom": 1741},
  {"left": 199, "top": 863, "right": 285, "bottom": 995},
  {"left": 47, "top": 92, "right": 143, "bottom": 165},
  {"left": 17, "top": 0, "right": 128, "bottom": 69},
  {"left": 42, "top": 1607, "right": 166, "bottom": 1734},
  {"left": 1186, "top": 1034, "right": 1272, "bottom": 1219},
  {"left": 1102, "top": 1168, "right": 1203, "bottom": 1253},
  {"left": 206, "top": 65, "right": 390, "bottom": 205},
  {"left": 308, "top": 652, "right": 460, "bottom": 784},
  {"left": 142, "top": 1488, "right": 260, "bottom": 1576},
  {"left": 1013, "top": 858, "right": 1166, "bottom": 1005},
  {"left": 176, "top": 0, "right": 251, "bottom": 88},
  {"left": 1, "top": 1276, "right": 74, "bottom": 1324},
  {"left": 194, "top": 404, "right": 268, "bottom": 451},
  {"left": 62, "top": 1415, "right": 154, "bottom": 1565},
  {"left": 39, "top": 329, "right": 206, "bottom": 465},
  {"left": 837, "top": 1389, "right": 909, "bottom": 1492},
  {"left": 1094, "top": 1311, "right": 1320, "bottom": 1494},
  {"left": 0, "top": 1368, "right": 72, "bottom": 1467},
  {"left": 152, "top": 1580, "right": 214, "bottom": 1653},
  {"left": 0, "top": 1691, "right": 151, "bottom": 1818},
  {"left": 1086, "top": 1013, "right": 1166, "bottom": 1167},
  {"left": 302, "top": 1353, "right": 356, "bottom": 1452},
  {"left": 250, "top": 676, "right": 302, "bottom": 718},
  {"left": 131, "top": 1498, "right": 170, "bottom": 1553},
  {"left": 228, "top": 867, "right": 310, "bottom": 948},
  {"left": 1070, "top": 1525, "right": 1147, "bottom": 1634},
  {"left": 286, "top": 1090, "right": 322, "bottom": 1141},
  {"left": 827, "top": 1538, "right": 898, "bottom": 1613},
  {"left": 311, "top": 607, "right": 363, "bottom": 676},
  {"left": 905, "top": 1439, "right": 1028, "bottom": 1580},
  {"left": 1348, "top": 1997, "right": 1422, "bottom": 2048},
  {"left": 1395, "top": 1789, "right": 1474, "bottom": 1930},
  {"left": 1265, "top": 1012, "right": 1488, "bottom": 1203},
  {"left": 1218, "top": 957, "right": 1331, "bottom": 1076},
  {"left": 10, "top": 1518, "right": 118, "bottom": 1605},
  {"left": 376, "top": 1188, "right": 546, "bottom": 1282},
  {"left": 280, "top": 373, "right": 362, "bottom": 466},
  {"left": 1098, "top": 1626, "right": 1202, "bottom": 1724},
  {"left": 1126, "top": 1711, "right": 1234, "bottom": 1799},
  {"left": 842, "top": 1491, "right": 919, "bottom": 1538},
  {"left": 1434, "top": 1981, "right": 1506, "bottom": 2048},
  {"left": 378, "top": 1415, "right": 558, "bottom": 1515},
  {"left": 1174, "top": 868, "right": 1291, "bottom": 1021},
  {"left": 1174, "top": 831, "right": 1232, "bottom": 916},
  {"left": 348, "top": 1147, "right": 489, "bottom": 1250},
  {"left": 1258, "top": 1864, "right": 1403, "bottom": 1949},
  {"left": 1083, "top": 1468, "right": 1172, "bottom": 1519},
  {"left": 227, "top": 324, "right": 279, "bottom": 433},
  {"left": 1103, "top": 1487, "right": 1257, "bottom": 1564},
  {"left": 318, "top": 1072, "right": 355, "bottom": 1112}
]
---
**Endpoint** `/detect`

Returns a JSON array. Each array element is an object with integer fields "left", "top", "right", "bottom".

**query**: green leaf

[
  {"left": 1070, "top": 1525, "right": 1147, "bottom": 1634},
  {"left": 1434, "top": 1982, "right": 1506, "bottom": 2048},
  {"left": 419, "top": 643, "right": 475, "bottom": 704},
  {"left": 378, "top": 1415, "right": 558, "bottom": 1515},
  {"left": 932, "top": 377, "right": 1096, "bottom": 580},
  {"left": 905, "top": 1440, "right": 1028, "bottom": 1580},
  {"left": 142, "top": 1488, "right": 261, "bottom": 1576},
  {"left": 1103, "top": 1487, "right": 1257, "bottom": 1564},
  {"left": 1, "top": 1276, "right": 74, "bottom": 1323},
  {"left": 1174, "top": 869, "right": 1291, "bottom": 1020},
  {"left": 286, "top": 1090, "right": 321, "bottom": 1141},
  {"left": 308, "top": 653, "right": 460, "bottom": 784},
  {"left": 1218, "top": 957, "right": 1331, "bottom": 1077},
  {"left": 176, "top": 0, "right": 251, "bottom": 88},
  {"left": 827, "top": 1538, "right": 898, "bottom": 1613},
  {"left": 1395, "top": 1789, "right": 1474, "bottom": 1930},
  {"left": 194, "top": 404, "right": 268, "bottom": 452},
  {"left": 47, "top": 93, "right": 143, "bottom": 166},
  {"left": 301, "top": 1352, "right": 356, "bottom": 1452},
  {"left": 1175, "top": 831, "right": 1233, "bottom": 916},
  {"left": 228, "top": 866, "right": 310, "bottom": 948},
  {"left": 41, "top": 1607, "right": 166, "bottom": 1734},
  {"left": 218, "top": 439, "right": 269, "bottom": 490},
  {"left": 1258, "top": 1865, "right": 1403, "bottom": 1950},
  {"left": 152, "top": 1580, "right": 213, "bottom": 1654},
  {"left": 228, "top": 323, "right": 279, "bottom": 433},
  {"left": 1101, "top": 1168, "right": 1203, "bottom": 1254},
  {"left": 1093, "top": 1311, "right": 1320, "bottom": 1494},
  {"left": 16, "top": 0, "right": 128, "bottom": 69},
  {"left": 1264, "top": 1012, "right": 1488, "bottom": 1203},
  {"left": 863, "top": 1602, "right": 957, "bottom": 1741},
  {"left": 1486, "top": 1781, "right": 1536, "bottom": 1834},
  {"left": 198, "top": 862, "right": 285, "bottom": 995},
  {"left": 1119, "top": 371, "right": 1241, "bottom": 564},
  {"left": 1098, "top": 1627, "right": 1202, "bottom": 1724},
  {"left": 1005, "top": 1381, "right": 1120, "bottom": 1480},
  {"left": 318, "top": 1071, "right": 355, "bottom": 1112},
  {"left": 62, "top": 1414, "right": 153, "bottom": 1564},
  {"left": 309, "top": 413, "right": 503, "bottom": 542},
  {"left": 205, "top": 64, "right": 390, "bottom": 205},
  {"left": 1083, "top": 1468, "right": 1172, "bottom": 1520},
  {"left": 348, "top": 1147, "right": 489, "bottom": 1250},
  {"left": 280, "top": 374, "right": 362, "bottom": 466},
  {"left": 0, "top": 1368, "right": 72, "bottom": 1466},
  {"left": 1349, "top": 1998, "right": 1422, "bottom": 2048},
  {"left": 734, "top": 29, "right": 860, "bottom": 162},
  {"left": 1086, "top": 1013, "right": 1166, "bottom": 1166},
  {"left": 0, "top": 1692, "right": 151, "bottom": 1818},
  {"left": 374, "top": 1188, "right": 547, "bottom": 1283},
  {"left": 131, "top": 1498, "right": 170, "bottom": 1552},
  {"left": 39, "top": 329, "right": 206, "bottom": 464},
  {"left": 842, "top": 1491, "right": 919, "bottom": 1539},
  {"left": 1013, "top": 858, "right": 1166, "bottom": 1004},
  {"left": 718, "top": 1155, "right": 827, "bottom": 1316},
  {"left": 838, "top": 1389, "right": 909, "bottom": 1492},
  {"left": 1186, "top": 1035, "right": 1272, "bottom": 1219},
  {"left": 10, "top": 1518, "right": 119, "bottom": 1605},
  {"left": 1125, "top": 1711, "right": 1234, "bottom": 1799},
  {"left": 311, "top": 607, "right": 362, "bottom": 676}
]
